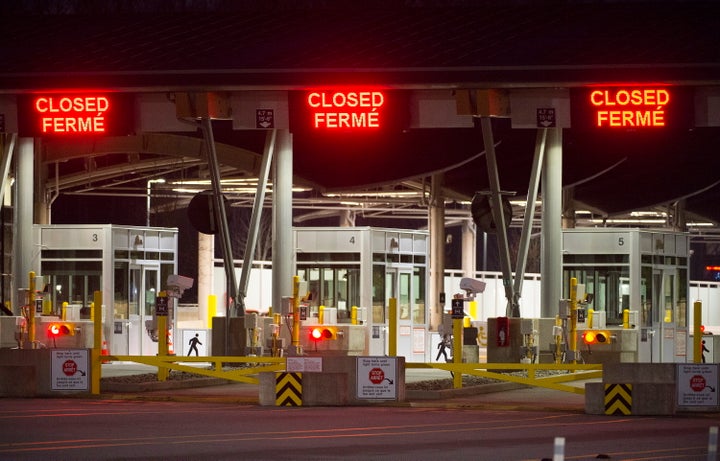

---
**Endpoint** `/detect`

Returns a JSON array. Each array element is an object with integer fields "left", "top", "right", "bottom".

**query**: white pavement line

[
  {"left": 553, "top": 436, "right": 565, "bottom": 461},
  {"left": 709, "top": 426, "right": 718, "bottom": 461}
]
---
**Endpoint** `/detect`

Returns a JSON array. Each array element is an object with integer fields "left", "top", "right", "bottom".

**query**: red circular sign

[
  {"left": 62, "top": 360, "right": 77, "bottom": 376},
  {"left": 690, "top": 374, "right": 706, "bottom": 392},
  {"left": 369, "top": 367, "right": 384, "bottom": 385}
]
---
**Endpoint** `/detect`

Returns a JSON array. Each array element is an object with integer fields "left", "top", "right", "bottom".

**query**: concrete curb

[
  {"left": 101, "top": 377, "right": 232, "bottom": 393},
  {"left": 406, "top": 382, "right": 528, "bottom": 400}
]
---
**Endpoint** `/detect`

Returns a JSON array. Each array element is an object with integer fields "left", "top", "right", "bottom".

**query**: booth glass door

[
  {"left": 127, "top": 264, "right": 160, "bottom": 356},
  {"left": 651, "top": 268, "right": 677, "bottom": 362},
  {"left": 386, "top": 266, "right": 425, "bottom": 361}
]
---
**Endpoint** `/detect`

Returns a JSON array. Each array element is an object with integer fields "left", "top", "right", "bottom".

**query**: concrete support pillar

[
  {"left": 461, "top": 220, "right": 476, "bottom": 278},
  {"left": 12, "top": 138, "right": 34, "bottom": 313},
  {"left": 198, "top": 232, "right": 214, "bottom": 328},
  {"left": 34, "top": 141, "right": 49, "bottom": 225},
  {"left": 541, "top": 128, "right": 563, "bottom": 318},
  {"left": 428, "top": 173, "right": 445, "bottom": 331},
  {"left": 272, "top": 129, "right": 294, "bottom": 314}
]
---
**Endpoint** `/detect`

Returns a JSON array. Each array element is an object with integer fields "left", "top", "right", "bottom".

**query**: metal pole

[
  {"left": 541, "top": 128, "right": 563, "bottom": 319},
  {"left": 13, "top": 138, "right": 34, "bottom": 315},
  {"left": 512, "top": 129, "right": 547, "bottom": 314},
  {"left": 272, "top": 129, "right": 293, "bottom": 319},
  {"left": 479, "top": 117, "right": 515, "bottom": 317},
  {"left": 237, "top": 129, "right": 276, "bottom": 316},
  {"left": 199, "top": 118, "right": 238, "bottom": 315}
]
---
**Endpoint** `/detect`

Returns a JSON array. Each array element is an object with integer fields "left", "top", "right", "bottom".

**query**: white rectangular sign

[
  {"left": 677, "top": 364, "right": 718, "bottom": 407},
  {"left": 286, "top": 356, "right": 323, "bottom": 373},
  {"left": 51, "top": 349, "right": 88, "bottom": 391},
  {"left": 356, "top": 356, "right": 397, "bottom": 400}
]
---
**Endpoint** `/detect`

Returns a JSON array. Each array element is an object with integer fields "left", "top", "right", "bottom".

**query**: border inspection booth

[
  {"left": 32, "top": 224, "right": 178, "bottom": 356},
  {"left": 294, "top": 227, "right": 430, "bottom": 362},
  {"left": 562, "top": 228, "right": 690, "bottom": 363}
]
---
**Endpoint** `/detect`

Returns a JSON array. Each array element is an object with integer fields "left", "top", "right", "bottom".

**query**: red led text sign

[
  {"left": 35, "top": 96, "right": 110, "bottom": 133},
  {"left": 307, "top": 91, "right": 385, "bottom": 129},
  {"left": 18, "top": 93, "right": 133, "bottom": 137},
  {"left": 571, "top": 87, "right": 692, "bottom": 130},
  {"left": 590, "top": 88, "right": 670, "bottom": 128}
]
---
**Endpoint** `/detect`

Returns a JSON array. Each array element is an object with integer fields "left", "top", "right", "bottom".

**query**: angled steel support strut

[
  {"left": 479, "top": 117, "right": 516, "bottom": 317},
  {"left": 237, "top": 129, "right": 276, "bottom": 316}
]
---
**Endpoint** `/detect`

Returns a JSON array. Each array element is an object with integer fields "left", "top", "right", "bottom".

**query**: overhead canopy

[{"left": 1, "top": 1, "right": 719, "bottom": 226}]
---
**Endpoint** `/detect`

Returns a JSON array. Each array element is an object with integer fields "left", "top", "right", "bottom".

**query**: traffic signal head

[
  {"left": 309, "top": 326, "right": 337, "bottom": 342},
  {"left": 582, "top": 330, "right": 611, "bottom": 345},
  {"left": 47, "top": 323, "right": 74, "bottom": 337}
]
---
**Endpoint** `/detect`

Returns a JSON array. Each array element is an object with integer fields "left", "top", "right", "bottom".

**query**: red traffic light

[
  {"left": 47, "top": 323, "right": 72, "bottom": 337},
  {"left": 310, "top": 327, "right": 337, "bottom": 341},
  {"left": 582, "top": 330, "right": 611, "bottom": 345}
]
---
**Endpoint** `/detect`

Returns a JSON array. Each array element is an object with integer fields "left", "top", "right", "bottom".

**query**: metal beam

[
  {"left": 237, "top": 129, "right": 276, "bottom": 316},
  {"left": 479, "top": 117, "right": 515, "bottom": 317}
]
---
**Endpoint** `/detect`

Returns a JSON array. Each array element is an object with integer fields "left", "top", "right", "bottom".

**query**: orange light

[
  {"left": 47, "top": 323, "right": 71, "bottom": 337},
  {"left": 583, "top": 330, "right": 611, "bottom": 345},
  {"left": 309, "top": 327, "right": 336, "bottom": 341}
]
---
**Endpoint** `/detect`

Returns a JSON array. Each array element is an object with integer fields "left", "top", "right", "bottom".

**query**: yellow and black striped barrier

[
  {"left": 275, "top": 372, "right": 302, "bottom": 406},
  {"left": 604, "top": 383, "right": 632, "bottom": 415}
]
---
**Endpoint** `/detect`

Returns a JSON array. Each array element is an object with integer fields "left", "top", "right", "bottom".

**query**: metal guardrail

[
  {"left": 98, "top": 354, "right": 600, "bottom": 395},
  {"left": 103, "top": 355, "right": 286, "bottom": 384},
  {"left": 406, "top": 362, "right": 603, "bottom": 395}
]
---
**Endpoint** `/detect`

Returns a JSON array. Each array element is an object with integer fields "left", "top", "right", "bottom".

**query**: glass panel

[
  {"left": 663, "top": 273, "right": 674, "bottom": 323},
  {"left": 114, "top": 262, "right": 129, "bottom": 320},
  {"left": 129, "top": 268, "right": 141, "bottom": 316},
  {"left": 399, "top": 272, "right": 410, "bottom": 320},
  {"left": 372, "top": 264, "right": 385, "bottom": 324},
  {"left": 412, "top": 267, "right": 426, "bottom": 324},
  {"left": 322, "top": 268, "right": 335, "bottom": 307},
  {"left": 144, "top": 270, "right": 158, "bottom": 317},
  {"left": 641, "top": 265, "right": 652, "bottom": 327},
  {"left": 677, "top": 268, "right": 687, "bottom": 328},
  {"left": 563, "top": 265, "right": 630, "bottom": 325}
]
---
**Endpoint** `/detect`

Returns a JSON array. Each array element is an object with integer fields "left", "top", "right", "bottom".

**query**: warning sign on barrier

[
  {"left": 677, "top": 364, "right": 718, "bottom": 407},
  {"left": 51, "top": 349, "right": 88, "bottom": 391},
  {"left": 356, "top": 356, "right": 397, "bottom": 400}
]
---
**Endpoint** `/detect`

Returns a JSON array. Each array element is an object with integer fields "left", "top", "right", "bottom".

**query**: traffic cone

[
  {"left": 167, "top": 331, "right": 175, "bottom": 356},
  {"left": 101, "top": 340, "right": 110, "bottom": 364}
]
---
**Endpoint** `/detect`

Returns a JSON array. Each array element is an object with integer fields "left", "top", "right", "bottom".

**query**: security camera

[
  {"left": 167, "top": 274, "right": 194, "bottom": 291},
  {"left": 459, "top": 277, "right": 486, "bottom": 297}
]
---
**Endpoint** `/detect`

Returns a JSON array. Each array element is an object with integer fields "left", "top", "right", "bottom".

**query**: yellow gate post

[
  {"left": 388, "top": 298, "right": 397, "bottom": 357},
  {"left": 694, "top": 300, "right": 702, "bottom": 363},
  {"left": 91, "top": 291, "right": 102, "bottom": 394},
  {"left": 453, "top": 316, "right": 463, "bottom": 388}
]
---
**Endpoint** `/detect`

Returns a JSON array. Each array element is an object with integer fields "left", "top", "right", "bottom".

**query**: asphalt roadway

[{"left": 99, "top": 362, "right": 588, "bottom": 412}]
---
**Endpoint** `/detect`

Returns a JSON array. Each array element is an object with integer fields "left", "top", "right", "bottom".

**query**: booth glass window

[
  {"left": 114, "top": 262, "right": 129, "bottom": 320},
  {"left": 372, "top": 264, "right": 385, "bottom": 323},
  {"left": 641, "top": 265, "right": 652, "bottom": 327},
  {"left": 413, "top": 266, "right": 426, "bottom": 324},
  {"left": 297, "top": 265, "right": 360, "bottom": 321},
  {"left": 41, "top": 260, "right": 101, "bottom": 317},
  {"left": 677, "top": 268, "right": 687, "bottom": 328},
  {"left": 563, "top": 265, "right": 629, "bottom": 325}
]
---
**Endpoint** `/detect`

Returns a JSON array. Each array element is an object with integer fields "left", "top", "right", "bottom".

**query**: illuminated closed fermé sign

[
  {"left": 18, "top": 93, "right": 133, "bottom": 136},
  {"left": 590, "top": 88, "right": 669, "bottom": 128},
  {"left": 307, "top": 91, "right": 385, "bottom": 129},
  {"left": 289, "top": 89, "right": 407, "bottom": 133},
  {"left": 35, "top": 96, "right": 110, "bottom": 133},
  {"left": 571, "top": 86, "right": 692, "bottom": 130}
]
